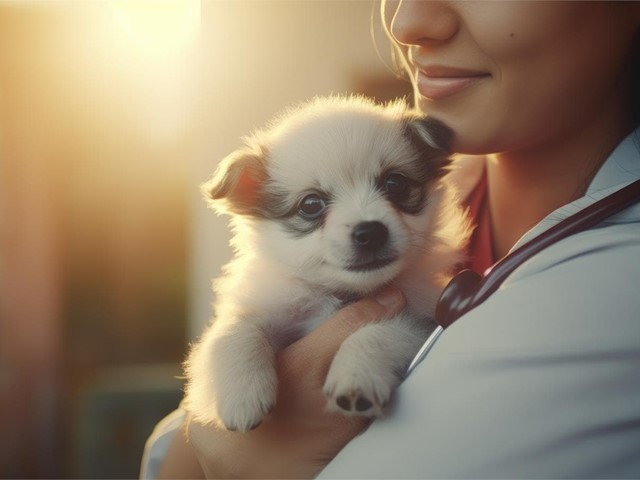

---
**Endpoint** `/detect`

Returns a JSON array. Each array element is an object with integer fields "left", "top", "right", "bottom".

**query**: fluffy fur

[{"left": 184, "top": 96, "right": 471, "bottom": 431}]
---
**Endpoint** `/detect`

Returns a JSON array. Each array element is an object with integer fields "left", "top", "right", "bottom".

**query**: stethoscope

[{"left": 406, "top": 177, "right": 640, "bottom": 375}]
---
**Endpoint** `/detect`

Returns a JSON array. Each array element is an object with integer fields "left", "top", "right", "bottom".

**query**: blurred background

[{"left": 0, "top": 1, "right": 410, "bottom": 477}]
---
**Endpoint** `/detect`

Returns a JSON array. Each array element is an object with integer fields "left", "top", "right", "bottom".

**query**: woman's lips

[{"left": 416, "top": 70, "right": 490, "bottom": 100}]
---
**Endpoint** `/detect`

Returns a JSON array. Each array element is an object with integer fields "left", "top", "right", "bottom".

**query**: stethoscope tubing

[
  {"left": 465, "top": 178, "right": 640, "bottom": 320},
  {"left": 407, "top": 178, "right": 640, "bottom": 375},
  {"left": 405, "top": 324, "right": 444, "bottom": 376}
]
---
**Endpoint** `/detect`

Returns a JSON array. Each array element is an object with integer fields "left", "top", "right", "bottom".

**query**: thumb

[{"left": 280, "top": 285, "right": 406, "bottom": 379}]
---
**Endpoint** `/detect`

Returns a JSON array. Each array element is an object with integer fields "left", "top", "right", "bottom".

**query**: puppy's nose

[{"left": 352, "top": 221, "right": 389, "bottom": 251}]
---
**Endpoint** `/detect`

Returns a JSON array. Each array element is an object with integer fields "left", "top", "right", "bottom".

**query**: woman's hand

[{"left": 186, "top": 286, "right": 406, "bottom": 479}]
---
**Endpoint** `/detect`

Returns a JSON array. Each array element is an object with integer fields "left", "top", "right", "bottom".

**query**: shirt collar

[
  {"left": 511, "top": 127, "right": 640, "bottom": 253},
  {"left": 587, "top": 127, "right": 640, "bottom": 194}
]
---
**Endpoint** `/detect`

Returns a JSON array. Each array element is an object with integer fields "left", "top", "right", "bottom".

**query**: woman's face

[{"left": 386, "top": 1, "right": 640, "bottom": 154}]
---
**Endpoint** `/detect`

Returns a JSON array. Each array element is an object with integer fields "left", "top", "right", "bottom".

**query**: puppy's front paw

[
  {"left": 185, "top": 330, "right": 278, "bottom": 432},
  {"left": 216, "top": 372, "right": 277, "bottom": 432},
  {"left": 322, "top": 347, "right": 399, "bottom": 417},
  {"left": 322, "top": 316, "right": 425, "bottom": 418}
]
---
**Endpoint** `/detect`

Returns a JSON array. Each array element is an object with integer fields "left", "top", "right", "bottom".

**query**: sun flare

[{"left": 108, "top": 1, "right": 201, "bottom": 59}]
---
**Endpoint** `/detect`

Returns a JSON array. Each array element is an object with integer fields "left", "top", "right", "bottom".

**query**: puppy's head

[{"left": 204, "top": 96, "right": 453, "bottom": 295}]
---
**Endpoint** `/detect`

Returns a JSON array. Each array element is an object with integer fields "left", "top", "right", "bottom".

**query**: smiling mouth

[
  {"left": 345, "top": 257, "right": 397, "bottom": 272},
  {"left": 417, "top": 71, "right": 490, "bottom": 100}
]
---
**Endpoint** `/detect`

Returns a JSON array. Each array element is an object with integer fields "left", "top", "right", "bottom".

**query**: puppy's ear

[
  {"left": 404, "top": 116, "right": 453, "bottom": 181},
  {"left": 405, "top": 116, "right": 454, "bottom": 153},
  {"left": 202, "top": 147, "right": 268, "bottom": 216}
]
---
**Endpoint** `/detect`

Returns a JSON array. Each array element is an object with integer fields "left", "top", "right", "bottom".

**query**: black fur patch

[
  {"left": 257, "top": 184, "right": 330, "bottom": 237},
  {"left": 377, "top": 171, "right": 428, "bottom": 215},
  {"left": 369, "top": 119, "right": 451, "bottom": 216},
  {"left": 406, "top": 116, "right": 454, "bottom": 153},
  {"left": 403, "top": 117, "right": 452, "bottom": 183}
]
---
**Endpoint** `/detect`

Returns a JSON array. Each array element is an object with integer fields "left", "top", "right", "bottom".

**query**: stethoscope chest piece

[{"left": 435, "top": 269, "right": 482, "bottom": 328}]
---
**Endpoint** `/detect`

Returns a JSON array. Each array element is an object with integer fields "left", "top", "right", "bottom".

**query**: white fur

[{"left": 184, "top": 96, "right": 472, "bottom": 431}]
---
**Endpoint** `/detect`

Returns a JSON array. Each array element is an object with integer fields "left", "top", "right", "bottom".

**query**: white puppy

[{"left": 184, "top": 96, "right": 471, "bottom": 432}]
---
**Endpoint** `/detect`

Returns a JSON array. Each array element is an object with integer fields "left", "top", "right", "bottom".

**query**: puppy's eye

[
  {"left": 383, "top": 173, "right": 410, "bottom": 199},
  {"left": 298, "top": 193, "right": 327, "bottom": 219}
]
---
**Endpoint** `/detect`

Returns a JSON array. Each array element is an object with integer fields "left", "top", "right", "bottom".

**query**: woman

[{"left": 142, "top": 1, "right": 640, "bottom": 477}]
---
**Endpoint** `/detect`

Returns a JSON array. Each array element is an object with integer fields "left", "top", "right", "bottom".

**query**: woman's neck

[{"left": 486, "top": 109, "right": 634, "bottom": 260}]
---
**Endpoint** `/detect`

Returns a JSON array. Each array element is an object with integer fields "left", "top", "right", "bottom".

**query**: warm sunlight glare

[
  {"left": 76, "top": 0, "right": 204, "bottom": 143},
  {"left": 109, "top": 0, "right": 201, "bottom": 60}
]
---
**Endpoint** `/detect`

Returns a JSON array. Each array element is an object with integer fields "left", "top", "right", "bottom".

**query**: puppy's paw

[
  {"left": 329, "top": 386, "right": 382, "bottom": 416},
  {"left": 185, "top": 341, "right": 278, "bottom": 432},
  {"left": 322, "top": 350, "right": 398, "bottom": 418},
  {"left": 216, "top": 369, "right": 277, "bottom": 432}
]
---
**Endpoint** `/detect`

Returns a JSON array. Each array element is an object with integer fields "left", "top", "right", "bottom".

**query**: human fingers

[
  {"left": 279, "top": 285, "right": 406, "bottom": 384},
  {"left": 187, "top": 286, "right": 407, "bottom": 479}
]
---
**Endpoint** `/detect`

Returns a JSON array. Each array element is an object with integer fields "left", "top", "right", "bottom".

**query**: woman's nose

[{"left": 389, "top": 0, "right": 459, "bottom": 46}]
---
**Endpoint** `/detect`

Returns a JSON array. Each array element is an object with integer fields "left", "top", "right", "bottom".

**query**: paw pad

[{"left": 334, "top": 390, "right": 377, "bottom": 415}]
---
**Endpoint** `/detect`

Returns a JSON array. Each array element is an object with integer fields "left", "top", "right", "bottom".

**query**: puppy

[{"left": 184, "top": 96, "right": 471, "bottom": 432}]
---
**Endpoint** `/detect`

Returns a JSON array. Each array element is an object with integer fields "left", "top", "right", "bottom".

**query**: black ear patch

[
  {"left": 405, "top": 116, "right": 454, "bottom": 153},
  {"left": 404, "top": 116, "right": 453, "bottom": 182}
]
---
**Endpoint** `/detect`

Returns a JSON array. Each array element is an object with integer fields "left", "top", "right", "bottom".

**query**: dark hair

[{"left": 630, "top": 30, "right": 640, "bottom": 126}]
